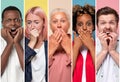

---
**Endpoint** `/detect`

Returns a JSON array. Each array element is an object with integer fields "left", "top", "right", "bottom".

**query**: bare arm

[
  {"left": 14, "top": 43, "right": 24, "bottom": 71},
  {"left": 14, "top": 28, "right": 24, "bottom": 71},
  {"left": 73, "top": 32, "right": 82, "bottom": 70},
  {"left": 1, "top": 44, "right": 13, "bottom": 76},
  {"left": 1, "top": 28, "right": 14, "bottom": 75}
]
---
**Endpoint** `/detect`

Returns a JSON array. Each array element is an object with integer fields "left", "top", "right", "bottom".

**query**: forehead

[
  {"left": 77, "top": 14, "right": 92, "bottom": 21},
  {"left": 98, "top": 14, "right": 116, "bottom": 21},
  {"left": 3, "top": 10, "right": 20, "bottom": 19},
  {"left": 51, "top": 12, "right": 67, "bottom": 19},
  {"left": 26, "top": 13, "right": 42, "bottom": 20}
]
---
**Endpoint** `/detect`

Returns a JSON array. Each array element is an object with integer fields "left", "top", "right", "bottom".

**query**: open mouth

[
  {"left": 11, "top": 27, "right": 16, "bottom": 32},
  {"left": 106, "top": 32, "right": 110, "bottom": 35}
]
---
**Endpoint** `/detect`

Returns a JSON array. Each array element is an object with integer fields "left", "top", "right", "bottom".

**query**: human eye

[
  {"left": 100, "top": 21, "right": 106, "bottom": 25},
  {"left": 77, "top": 22, "right": 83, "bottom": 27},
  {"left": 35, "top": 21, "right": 40, "bottom": 24},
  {"left": 5, "top": 19, "right": 12, "bottom": 23},
  {"left": 14, "top": 18, "right": 20, "bottom": 22},
  {"left": 86, "top": 21, "right": 92, "bottom": 26},
  {"left": 27, "top": 21, "right": 32, "bottom": 24},
  {"left": 61, "top": 19, "right": 66, "bottom": 23},
  {"left": 109, "top": 21, "right": 116, "bottom": 25},
  {"left": 52, "top": 20, "right": 57, "bottom": 24}
]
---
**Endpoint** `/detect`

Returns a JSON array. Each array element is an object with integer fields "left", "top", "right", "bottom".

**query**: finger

[
  {"left": 56, "top": 31, "right": 62, "bottom": 42},
  {"left": 73, "top": 31, "right": 77, "bottom": 39},
  {"left": 54, "top": 30, "right": 60, "bottom": 40},
  {"left": 58, "top": 36, "right": 62, "bottom": 43}
]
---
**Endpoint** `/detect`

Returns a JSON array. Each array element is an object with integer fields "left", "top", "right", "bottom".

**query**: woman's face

[
  {"left": 50, "top": 12, "right": 70, "bottom": 33},
  {"left": 76, "top": 14, "right": 94, "bottom": 34},
  {"left": 26, "top": 13, "right": 43, "bottom": 34}
]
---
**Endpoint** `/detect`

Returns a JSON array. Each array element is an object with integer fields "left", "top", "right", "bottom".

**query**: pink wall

[{"left": 96, "top": 0, "right": 119, "bottom": 13}]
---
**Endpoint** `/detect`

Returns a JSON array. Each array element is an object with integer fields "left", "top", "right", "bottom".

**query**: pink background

[
  {"left": 96, "top": 0, "right": 119, "bottom": 13},
  {"left": 96, "top": 0, "right": 119, "bottom": 35}
]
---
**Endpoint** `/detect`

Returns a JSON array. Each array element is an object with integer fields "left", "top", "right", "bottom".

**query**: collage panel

[
  {"left": 48, "top": 0, "right": 72, "bottom": 82},
  {"left": 96, "top": 0, "right": 119, "bottom": 82},
  {"left": 24, "top": 0, "right": 48, "bottom": 82},
  {"left": 72, "top": 0, "right": 95, "bottom": 82},
  {"left": 0, "top": 0, "right": 24, "bottom": 82}
]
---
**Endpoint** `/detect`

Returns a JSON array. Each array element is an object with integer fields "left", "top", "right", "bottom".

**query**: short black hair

[
  {"left": 2, "top": 6, "right": 22, "bottom": 21},
  {"left": 97, "top": 6, "right": 119, "bottom": 25}
]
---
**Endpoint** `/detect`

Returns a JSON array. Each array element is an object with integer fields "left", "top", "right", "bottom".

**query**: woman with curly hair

[{"left": 73, "top": 4, "right": 95, "bottom": 82}]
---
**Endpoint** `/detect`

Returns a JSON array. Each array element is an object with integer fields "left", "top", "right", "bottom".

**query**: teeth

[
  {"left": 11, "top": 27, "right": 16, "bottom": 32},
  {"left": 106, "top": 32, "right": 110, "bottom": 35}
]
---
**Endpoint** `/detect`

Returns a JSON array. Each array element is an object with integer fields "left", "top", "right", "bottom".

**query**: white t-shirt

[
  {"left": 31, "top": 42, "right": 46, "bottom": 82},
  {"left": 96, "top": 37, "right": 119, "bottom": 82},
  {"left": 0, "top": 36, "right": 24, "bottom": 82},
  {"left": 81, "top": 46, "right": 88, "bottom": 82}
]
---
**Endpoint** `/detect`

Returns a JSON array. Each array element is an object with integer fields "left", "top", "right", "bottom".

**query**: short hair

[
  {"left": 50, "top": 8, "right": 70, "bottom": 23},
  {"left": 97, "top": 6, "right": 119, "bottom": 25},
  {"left": 2, "top": 6, "right": 22, "bottom": 21},
  {"left": 73, "top": 4, "right": 95, "bottom": 32},
  {"left": 25, "top": 6, "right": 48, "bottom": 40}
]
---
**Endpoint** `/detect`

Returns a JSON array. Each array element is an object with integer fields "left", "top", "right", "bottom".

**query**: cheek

[
  {"left": 50, "top": 24, "right": 57, "bottom": 32},
  {"left": 62, "top": 23, "right": 69, "bottom": 32}
]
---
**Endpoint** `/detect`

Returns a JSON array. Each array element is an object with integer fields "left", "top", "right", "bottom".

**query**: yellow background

[{"left": 25, "top": 0, "right": 48, "bottom": 15}]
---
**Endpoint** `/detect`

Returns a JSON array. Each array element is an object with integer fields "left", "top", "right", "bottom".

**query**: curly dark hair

[{"left": 72, "top": 4, "right": 95, "bottom": 32}]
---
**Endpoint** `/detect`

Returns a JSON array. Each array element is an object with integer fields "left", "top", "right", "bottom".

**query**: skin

[
  {"left": 1, "top": 10, "right": 24, "bottom": 75},
  {"left": 96, "top": 14, "right": 119, "bottom": 71},
  {"left": 49, "top": 12, "right": 71, "bottom": 58},
  {"left": 26, "top": 13, "right": 44, "bottom": 49},
  {"left": 73, "top": 14, "right": 95, "bottom": 69}
]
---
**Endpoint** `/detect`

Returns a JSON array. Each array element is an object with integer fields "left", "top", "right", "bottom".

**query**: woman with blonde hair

[
  {"left": 25, "top": 6, "right": 48, "bottom": 82},
  {"left": 49, "top": 8, "right": 71, "bottom": 82}
]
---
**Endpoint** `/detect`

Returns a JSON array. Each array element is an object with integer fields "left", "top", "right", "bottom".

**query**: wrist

[
  {"left": 109, "top": 50, "right": 117, "bottom": 55},
  {"left": 101, "top": 50, "right": 108, "bottom": 55}
]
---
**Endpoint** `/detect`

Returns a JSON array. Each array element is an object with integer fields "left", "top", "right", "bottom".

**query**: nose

[
  {"left": 57, "top": 21, "right": 62, "bottom": 28},
  {"left": 11, "top": 20, "right": 16, "bottom": 26},
  {"left": 29, "top": 22, "right": 36, "bottom": 29},
  {"left": 105, "top": 23, "right": 110, "bottom": 29},
  {"left": 82, "top": 25, "right": 87, "bottom": 30}
]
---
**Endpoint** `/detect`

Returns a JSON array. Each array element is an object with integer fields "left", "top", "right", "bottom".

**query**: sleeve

[{"left": 25, "top": 37, "right": 36, "bottom": 64}]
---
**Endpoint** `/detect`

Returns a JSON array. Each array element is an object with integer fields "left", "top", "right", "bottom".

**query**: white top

[
  {"left": 80, "top": 46, "right": 88, "bottom": 82},
  {"left": 31, "top": 42, "right": 46, "bottom": 82},
  {"left": 96, "top": 37, "right": 119, "bottom": 82},
  {"left": 0, "top": 36, "right": 24, "bottom": 82}
]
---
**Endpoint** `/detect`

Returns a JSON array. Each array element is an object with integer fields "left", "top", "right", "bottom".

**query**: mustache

[{"left": 103, "top": 29, "right": 112, "bottom": 35}]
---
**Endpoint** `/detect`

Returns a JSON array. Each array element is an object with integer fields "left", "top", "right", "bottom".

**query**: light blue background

[{"left": 1, "top": 0, "right": 24, "bottom": 28}]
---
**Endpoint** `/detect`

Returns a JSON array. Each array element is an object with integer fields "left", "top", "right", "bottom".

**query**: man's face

[
  {"left": 97, "top": 14, "right": 118, "bottom": 34},
  {"left": 2, "top": 10, "right": 22, "bottom": 31}
]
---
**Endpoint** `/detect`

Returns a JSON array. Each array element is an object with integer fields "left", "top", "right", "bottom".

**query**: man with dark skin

[{"left": 1, "top": 6, "right": 24, "bottom": 82}]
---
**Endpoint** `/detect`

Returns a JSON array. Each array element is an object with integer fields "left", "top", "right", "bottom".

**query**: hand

[
  {"left": 79, "top": 29, "right": 94, "bottom": 51},
  {"left": 108, "top": 32, "right": 118, "bottom": 53},
  {"left": 28, "top": 29, "right": 39, "bottom": 49},
  {"left": 98, "top": 31, "right": 108, "bottom": 52},
  {"left": 60, "top": 29, "right": 71, "bottom": 55},
  {"left": 14, "top": 27, "right": 23, "bottom": 44},
  {"left": 1, "top": 28, "right": 14, "bottom": 45},
  {"left": 73, "top": 31, "right": 82, "bottom": 50},
  {"left": 29, "top": 29, "right": 39, "bottom": 42},
  {"left": 49, "top": 30, "right": 62, "bottom": 57}
]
